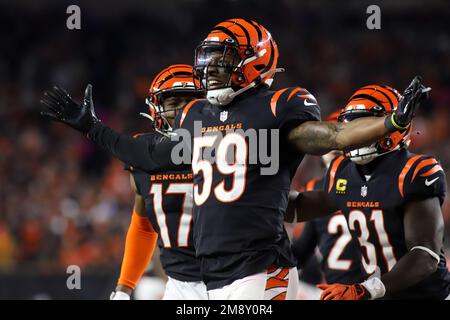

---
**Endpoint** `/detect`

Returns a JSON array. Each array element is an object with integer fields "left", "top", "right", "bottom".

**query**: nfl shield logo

[
  {"left": 361, "top": 185, "right": 368, "bottom": 197},
  {"left": 220, "top": 110, "right": 228, "bottom": 122}
]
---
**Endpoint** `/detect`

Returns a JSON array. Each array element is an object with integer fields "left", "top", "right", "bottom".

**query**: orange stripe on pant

[{"left": 265, "top": 266, "right": 289, "bottom": 300}]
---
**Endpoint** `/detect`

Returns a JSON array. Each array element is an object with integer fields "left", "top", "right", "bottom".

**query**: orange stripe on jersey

[
  {"left": 287, "top": 88, "right": 302, "bottom": 102},
  {"left": 411, "top": 158, "right": 438, "bottom": 182},
  {"left": 306, "top": 177, "right": 320, "bottom": 191},
  {"left": 420, "top": 164, "right": 443, "bottom": 177},
  {"left": 270, "top": 88, "right": 289, "bottom": 117},
  {"left": 179, "top": 99, "right": 199, "bottom": 127},
  {"left": 398, "top": 155, "right": 423, "bottom": 197},
  {"left": 328, "top": 156, "right": 345, "bottom": 193}
]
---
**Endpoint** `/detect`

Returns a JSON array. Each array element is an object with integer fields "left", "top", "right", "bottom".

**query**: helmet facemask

[
  {"left": 194, "top": 40, "right": 245, "bottom": 106},
  {"left": 144, "top": 89, "right": 201, "bottom": 137}
]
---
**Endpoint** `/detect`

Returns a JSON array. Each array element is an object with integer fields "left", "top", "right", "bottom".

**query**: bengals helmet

[
  {"left": 338, "top": 84, "right": 411, "bottom": 164},
  {"left": 194, "top": 18, "right": 283, "bottom": 106},
  {"left": 145, "top": 64, "right": 201, "bottom": 134}
]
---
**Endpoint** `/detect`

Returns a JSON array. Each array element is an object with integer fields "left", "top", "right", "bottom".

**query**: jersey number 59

[{"left": 192, "top": 134, "right": 247, "bottom": 205}]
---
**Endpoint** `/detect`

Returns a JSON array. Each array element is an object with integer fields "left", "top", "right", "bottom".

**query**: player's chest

[
  {"left": 188, "top": 101, "right": 277, "bottom": 135},
  {"left": 330, "top": 168, "right": 405, "bottom": 233},
  {"left": 138, "top": 171, "right": 193, "bottom": 215}
]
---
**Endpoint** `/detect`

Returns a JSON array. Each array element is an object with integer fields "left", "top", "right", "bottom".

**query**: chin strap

[
  {"left": 230, "top": 68, "right": 285, "bottom": 98},
  {"left": 139, "top": 112, "right": 176, "bottom": 138},
  {"left": 207, "top": 68, "right": 285, "bottom": 106}
]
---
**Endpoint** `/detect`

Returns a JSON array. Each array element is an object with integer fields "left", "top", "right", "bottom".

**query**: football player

[
  {"left": 41, "top": 19, "right": 429, "bottom": 300},
  {"left": 317, "top": 85, "right": 450, "bottom": 300},
  {"left": 109, "top": 64, "right": 207, "bottom": 300},
  {"left": 291, "top": 111, "right": 365, "bottom": 288}
]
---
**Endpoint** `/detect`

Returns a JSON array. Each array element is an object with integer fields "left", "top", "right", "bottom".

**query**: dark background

[{"left": 0, "top": 0, "right": 449, "bottom": 299}]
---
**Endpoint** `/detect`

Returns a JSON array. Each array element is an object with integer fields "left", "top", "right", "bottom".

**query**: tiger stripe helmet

[
  {"left": 338, "top": 84, "right": 411, "bottom": 164},
  {"left": 145, "top": 64, "right": 201, "bottom": 133},
  {"left": 194, "top": 18, "right": 282, "bottom": 105}
]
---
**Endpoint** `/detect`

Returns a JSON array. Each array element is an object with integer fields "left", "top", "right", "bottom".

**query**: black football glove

[
  {"left": 385, "top": 76, "right": 431, "bottom": 132},
  {"left": 40, "top": 84, "right": 99, "bottom": 134}
]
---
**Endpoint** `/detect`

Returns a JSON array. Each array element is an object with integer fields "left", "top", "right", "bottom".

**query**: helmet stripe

[
  {"left": 359, "top": 85, "right": 397, "bottom": 109},
  {"left": 211, "top": 26, "right": 239, "bottom": 43},
  {"left": 240, "top": 20, "right": 275, "bottom": 80},
  {"left": 348, "top": 93, "right": 385, "bottom": 108},
  {"left": 379, "top": 85, "right": 401, "bottom": 103},
  {"left": 225, "top": 19, "right": 251, "bottom": 46},
  {"left": 370, "top": 85, "right": 395, "bottom": 109},
  {"left": 243, "top": 19, "right": 263, "bottom": 43},
  {"left": 261, "top": 39, "right": 275, "bottom": 76}
]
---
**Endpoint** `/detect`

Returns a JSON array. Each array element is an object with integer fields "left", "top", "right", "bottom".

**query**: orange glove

[{"left": 317, "top": 283, "right": 369, "bottom": 300}]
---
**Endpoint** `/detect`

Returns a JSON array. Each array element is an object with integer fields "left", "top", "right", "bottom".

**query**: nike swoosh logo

[
  {"left": 425, "top": 177, "right": 439, "bottom": 186},
  {"left": 304, "top": 100, "right": 317, "bottom": 106}
]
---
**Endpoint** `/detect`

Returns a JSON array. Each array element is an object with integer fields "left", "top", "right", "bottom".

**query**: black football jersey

[
  {"left": 324, "top": 149, "right": 450, "bottom": 299},
  {"left": 126, "top": 132, "right": 201, "bottom": 282},
  {"left": 292, "top": 177, "right": 365, "bottom": 284},
  {"left": 175, "top": 86, "right": 321, "bottom": 289}
]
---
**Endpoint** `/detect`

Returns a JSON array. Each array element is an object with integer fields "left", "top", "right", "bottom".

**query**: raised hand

[{"left": 41, "top": 84, "right": 99, "bottom": 134}]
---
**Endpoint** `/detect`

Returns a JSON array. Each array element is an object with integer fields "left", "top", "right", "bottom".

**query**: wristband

[
  {"left": 360, "top": 277, "right": 386, "bottom": 300},
  {"left": 385, "top": 113, "right": 410, "bottom": 132}
]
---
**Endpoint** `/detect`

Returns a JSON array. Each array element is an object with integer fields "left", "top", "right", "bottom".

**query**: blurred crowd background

[{"left": 1, "top": 0, "right": 450, "bottom": 298}]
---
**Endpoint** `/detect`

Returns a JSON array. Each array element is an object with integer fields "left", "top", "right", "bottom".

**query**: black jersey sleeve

[
  {"left": 403, "top": 156, "right": 447, "bottom": 205},
  {"left": 87, "top": 122, "right": 190, "bottom": 173},
  {"left": 275, "top": 87, "right": 321, "bottom": 129},
  {"left": 291, "top": 221, "right": 318, "bottom": 268}
]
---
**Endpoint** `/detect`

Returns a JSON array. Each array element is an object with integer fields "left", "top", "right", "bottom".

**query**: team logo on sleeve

[{"left": 336, "top": 179, "right": 347, "bottom": 194}]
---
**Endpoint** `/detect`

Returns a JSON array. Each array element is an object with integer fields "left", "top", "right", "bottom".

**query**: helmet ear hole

[
  {"left": 237, "top": 75, "right": 245, "bottom": 83},
  {"left": 244, "top": 47, "right": 254, "bottom": 57}
]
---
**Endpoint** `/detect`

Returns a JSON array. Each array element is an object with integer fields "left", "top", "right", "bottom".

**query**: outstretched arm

[
  {"left": 285, "top": 190, "right": 339, "bottom": 223},
  {"left": 287, "top": 76, "right": 430, "bottom": 155},
  {"left": 287, "top": 117, "right": 387, "bottom": 155},
  {"left": 40, "top": 84, "right": 188, "bottom": 173},
  {"left": 87, "top": 121, "right": 183, "bottom": 172}
]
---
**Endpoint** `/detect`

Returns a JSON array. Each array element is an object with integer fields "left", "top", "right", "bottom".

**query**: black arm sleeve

[
  {"left": 87, "top": 122, "right": 189, "bottom": 173},
  {"left": 291, "top": 221, "right": 319, "bottom": 269}
]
